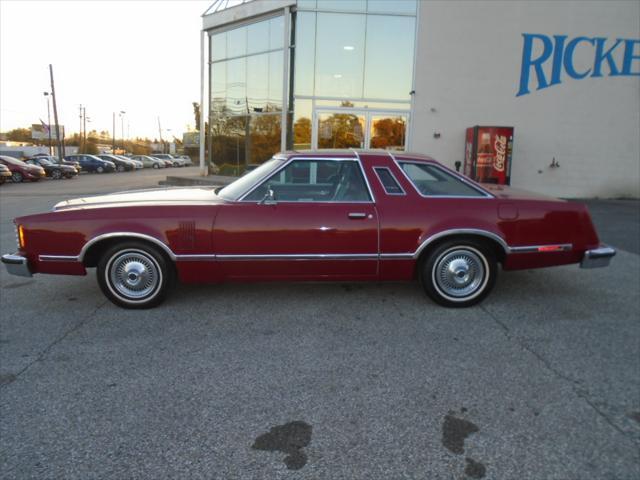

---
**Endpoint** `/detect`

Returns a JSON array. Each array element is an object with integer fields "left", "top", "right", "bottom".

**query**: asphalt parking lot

[{"left": 1, "top": 171, "right": 639, "bottom": 479}]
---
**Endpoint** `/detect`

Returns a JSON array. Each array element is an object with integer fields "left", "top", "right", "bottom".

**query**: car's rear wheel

[
  {"left": 52, "top": 169, "right": 62, "bottom": 179},
  {"left": 420, "top": 239, "right": 497, "bottom": 308},
  {"left": 97, "top": 241, "right": 175, "bottom": 309},
  {"left": 117, "top": 165, "right": 125, "bottom": 172},
  {"left": 152, "top": 163, "right": 159, "bottom": 169},
  {"left": 11, "top": 171, "right": 23, "bottom": 183}
]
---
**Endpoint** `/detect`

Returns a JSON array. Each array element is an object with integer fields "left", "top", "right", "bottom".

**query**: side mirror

[{"left": 259, "top": 187, "right": 277, "bottom": 206}]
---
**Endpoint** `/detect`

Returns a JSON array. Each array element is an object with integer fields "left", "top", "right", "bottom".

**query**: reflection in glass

[
  {"left": 364, "top": 15, "right": 415, "bottom": 100},
  {"left": 293, "top": 99, "right": 312, "bottom": 150},
  {"left": 269, "top": 16, "right": 284, "bottom": 50},
  {"left": 317, "top": 112, "right": 365, "bottom": 149},
  {"left": 227, "top": 26, "right": 247, "bottom": 58},
  {"left": 226, "top": 58, "right": 247, "bottom": 114},
  {"left": 248, "top": 113, "right": 282, "bottom": 164},
  {"left": 294, "top": 12, "right": 316, "bottom": 96},
  {"left": 297, "top": 0, "right": 316, "bottom": 9},
  {"left": 247, "top": 21, "right": 269, "bottom": 55},
  {"left": 268, "top": 51, "right": 283, "bottom": 110},
  {"left": 367, "top": 0, "right": 417, "bottom": 15},
  {"left": 370, "top": 115, "right": 407, "bottom": 151},
  {"left": 211, "top": 61, "right": 227, "bottom": 115},
  {"left": 211, "top": 32, "right": 227, "bottom": 62},
  {"left": 247, "top": 54, "right": 269, "bottom": 112},
  {"left": 315, "top": 13, "right": 365, "bottom": 98}
]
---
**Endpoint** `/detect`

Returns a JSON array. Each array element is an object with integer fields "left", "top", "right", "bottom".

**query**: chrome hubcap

[
  {"left": 434, "top": 248, "right": 485, "bottom": 298},
  {"left": 109, "top": 251, "right": 160, "bottom": 299}
]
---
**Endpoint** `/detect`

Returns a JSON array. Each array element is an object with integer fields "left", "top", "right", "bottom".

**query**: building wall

[{"left": 411, "top": 0, "right": 640, "bottom": 198}]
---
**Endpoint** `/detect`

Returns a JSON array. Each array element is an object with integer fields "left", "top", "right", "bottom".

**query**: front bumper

[
  {"left": 580, "top": 245, "right": 616, "bottom": 269},
  {"left": 1, "top": 254, "right": 33, "bottom": 277}
]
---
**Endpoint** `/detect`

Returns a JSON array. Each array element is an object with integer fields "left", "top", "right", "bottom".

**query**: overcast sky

[{"left": 0, "top": 0, "right": 212, "bottom": 141}]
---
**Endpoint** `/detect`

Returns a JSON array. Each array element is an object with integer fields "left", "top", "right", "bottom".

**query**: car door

[{"left": 213, "top": 158, "right": 379, "bottom": 280}]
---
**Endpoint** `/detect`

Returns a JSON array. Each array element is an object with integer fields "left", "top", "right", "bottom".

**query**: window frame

[
  {"left": 237, "top": 156, "right": 375, "bottom": 204},
  {"left": 373, "top": 166, "right": 405, "bottom": 196}
]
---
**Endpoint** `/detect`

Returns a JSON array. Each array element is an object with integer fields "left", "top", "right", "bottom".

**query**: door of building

[{"left": 312, "top": 109, "right": 409, "bottom": 151}]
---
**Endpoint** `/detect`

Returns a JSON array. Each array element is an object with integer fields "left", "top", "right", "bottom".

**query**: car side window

[
  {"left": 374, "top": 167, "right": 405, "bottom": 195},
  {"left": 244, "top": 160, "right": 371, "bottom": 202},
  {"left": 399, "top": 162, "right": 486, "bottom": 197}
]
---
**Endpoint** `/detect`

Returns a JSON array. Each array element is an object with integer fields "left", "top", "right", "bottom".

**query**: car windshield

[
  {"left": 36, "top": 158, "right": 53, "bottom": 165},
  {"left": 218, "top": 157, "right": 285, "bottom": 201}
]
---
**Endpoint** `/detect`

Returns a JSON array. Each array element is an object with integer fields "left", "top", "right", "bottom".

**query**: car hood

[{"left": 53, "top": 187, "right": 224, "bottom": 211}]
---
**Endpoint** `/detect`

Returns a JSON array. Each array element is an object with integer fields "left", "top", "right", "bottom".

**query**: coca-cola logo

[{"left": 494, "top": 135, "right": 506, "bottom": 172}]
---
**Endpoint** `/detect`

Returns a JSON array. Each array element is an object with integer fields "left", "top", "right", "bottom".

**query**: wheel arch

[
  {"left": 81, "top": 233, "right": 176, "bottom": 268},
  {"left": 414, "top": 229, "right": 508, "bottom": 274}
]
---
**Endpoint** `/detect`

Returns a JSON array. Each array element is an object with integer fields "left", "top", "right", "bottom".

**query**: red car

[
  {"left": 0, "top": 155, "right": 46, "bottom": 182},
  {"left": 1, "top": 151, "right": 614, "bottom": 309}
]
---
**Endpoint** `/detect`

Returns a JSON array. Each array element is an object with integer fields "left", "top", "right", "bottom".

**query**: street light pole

[
  {"left": 112, "top": 112, "right": 116, "bottom": 154},
  {"left": 119, "top": 111, "right": 126, "bottom": 153},
  {"left": 49, "top": 64, "right": 63, "bottom": 158},
  {"left": 44, "top": 92, "right": 52, "bottom": 156}
]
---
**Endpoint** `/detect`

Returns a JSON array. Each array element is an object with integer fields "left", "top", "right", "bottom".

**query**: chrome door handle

[{"left": 348, "top": 212, "right": 367, "bottom": 219}]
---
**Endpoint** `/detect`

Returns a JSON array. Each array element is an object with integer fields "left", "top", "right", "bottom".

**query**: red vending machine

[{"left": 463, "top": 126, "right": 514, "bottom": 184}]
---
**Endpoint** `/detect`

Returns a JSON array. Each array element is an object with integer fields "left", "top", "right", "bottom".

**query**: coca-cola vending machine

[{"left": 463, "top": 126, "right": 514, "bottom": 184}]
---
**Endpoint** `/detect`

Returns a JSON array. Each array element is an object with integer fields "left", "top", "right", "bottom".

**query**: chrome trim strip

[
  {"left": 175, "top": 254, "right": 217, "bottom": 261},
  {"left": 414, "top": 229, "right": 510, "bottom": 258},
  {"left": 388, "top": 153, "right": 494, "bottom": 199},
  {"left": 39, "top": 255, "right": 80, "bottom": 262},
  {"left": 509, "top": 243, "right": 573, "bottom": 253},
  {"left": 373, "top": 166, "right": 406, "bottom": 196},
  {"left": 216, "top": 253, "right": 378, "bottom": 261},
  {"left": 379, "top": 253, "right": 414, "bottom": 260},
  {"left": 78, "top": 233, "right": 177, "bottom": 262}
]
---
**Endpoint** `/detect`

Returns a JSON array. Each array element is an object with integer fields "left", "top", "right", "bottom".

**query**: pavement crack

[
  {"left": 0, "top": 300, "right": 108, "bottom": 388},
  {"left": 480, "top": 305, "right": 638, "bottom": 447}
]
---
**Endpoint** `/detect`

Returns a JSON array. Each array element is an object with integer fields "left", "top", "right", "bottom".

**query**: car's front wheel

[
  {"left": 52, "top": 169, "right": 62, "bottom": 179},
  {"left": 97, "top": 241, "right": 175, "bottom": 309},
  {"left": 152, "top": 163, "right": 159, "bottom": 169},
  {"left": 421, "top": 239, "right": 497, "bottom": 308},
  {"left": 96, "top": 166, "right": 104, "bottom": 173},
  {"left": 11, "top": 171, "right": 23, "bottom": 183}
]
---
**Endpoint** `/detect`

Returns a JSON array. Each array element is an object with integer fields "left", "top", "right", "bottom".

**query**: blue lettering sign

[{"left": 517, "top": 34, "right": 640, "bottom": 96}]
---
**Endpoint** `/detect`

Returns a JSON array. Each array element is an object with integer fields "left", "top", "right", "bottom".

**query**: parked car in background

[
  {"left": 130, "top": 155, "right": 165, "bottom": 169},
  {"left": 0, "top": 155, "right": 46, "bottom": 182},
  {"left": 0, "top": 164, "right": 11, "bottom": 184},
  {"left": 151, "top": 156, "right": 174, "bottom": 168},
  {"left": 0, "top": 151, "right": 615, "bottom": 309},
  {"left": 115, "top": 155, "right": 143, "bottom": 169},
  {"left": 25, "top": 157, "right": 78, "bottom": 179},
  {"left": 96, "top": 154, "right": 136, "bottom": 172},
  {"left": 38, "top": 155, "right": 81, "bottom": 173},
  {"left": 153, "top": 154, "right": 185, "bottom": 167},
  {"left": 178, "top": 155, "right": 193, "bottom": 166},
  {"left": 65, "top": 154, "right": 116, "bottom": 173}
]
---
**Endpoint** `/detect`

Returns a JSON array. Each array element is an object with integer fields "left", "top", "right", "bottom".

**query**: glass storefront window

[
  {"left": 247, "top": 21, "right": 270, "bottom": 55},
  {"left": 367, "top": 0, "right": 417, "bottom": 15},
  {"left": 316, "top": 0, "right": 366, "bottom": 12},
  {"left": 370, "top": 115, "right": 407, "bottom": 151},
  {"left": 211, "top": 61, "right": 227, "bottom": 114},
  {"left": 363, "top": 15, "right": 415, "bottom": 100},
  {"left": 315, "top": 13, "right": 366, "bottom": 98},
  {"left": 293, "top": 99, "right": 312, "bottom": 150},
  {"left": 227, "top": 26, "right": 247, "bottom": 58},
  {"left": 211, "top": 31, "right": 227, "bottom": 62},
  {"left": 269, "top": 16, "right": 284, "bottom": 50},
  {"left": 226, "top": 57, "right": 247, "bottom": 114},
  {"left": 268, "top": 51, "right": 284, "bottom": 110},
  {"left": 247, "top": 54, "right": 269, "bottom": 111},
  {"left": 317, "top": 112, "right": 365, "bottom": 149},
  {"left": 294, "top": 12, "right": 316, "bottom": 96}
]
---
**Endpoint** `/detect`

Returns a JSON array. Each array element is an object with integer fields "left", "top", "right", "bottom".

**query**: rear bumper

[
  {"left": 580, "top": 245, "right": 616, "bottom": 269},
  {"left": 1, "top": 253, "right": 32, "bottom": 277}
]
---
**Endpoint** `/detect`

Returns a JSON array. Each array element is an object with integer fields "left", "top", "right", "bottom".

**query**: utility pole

[
  {"left": 83, "top": 107, "right": 87, "bottom": 152},
  {"left": 112, "top": 112, "right": 116, "bottom": 154},
  {"left": 78, "top": 104, "right": 83, "bottom": 153},
  {"left": 49, "top": 64, "right": 63, "bottom": 158}
]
